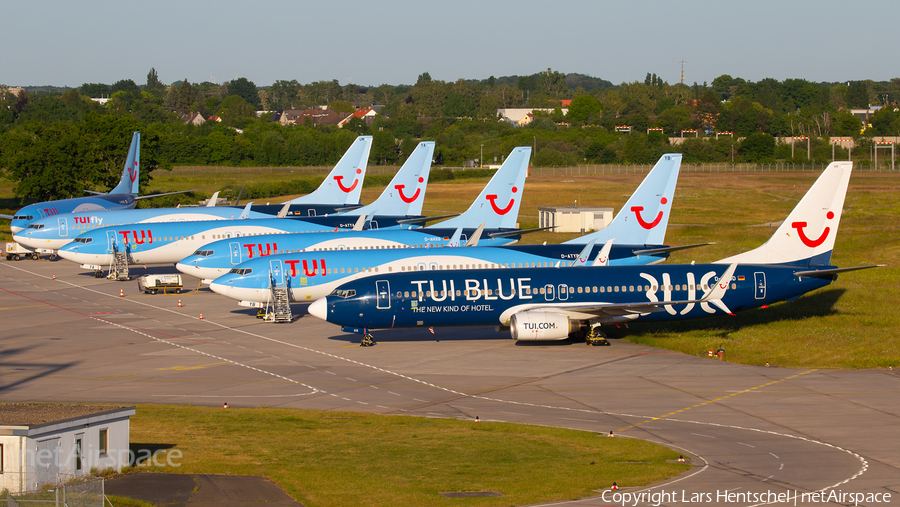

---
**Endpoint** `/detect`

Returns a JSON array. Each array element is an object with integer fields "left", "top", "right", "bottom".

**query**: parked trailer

[
  {"left": 5, "top": 242, "right": 39, "bottom": 260},
  {"left": 137, "top": 274, "right": 184, "bottom": 294}
]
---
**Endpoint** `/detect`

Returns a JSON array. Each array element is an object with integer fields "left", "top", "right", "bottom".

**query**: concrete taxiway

[{"left": 1, "top": 259, "right": 898, "bottom": 506}]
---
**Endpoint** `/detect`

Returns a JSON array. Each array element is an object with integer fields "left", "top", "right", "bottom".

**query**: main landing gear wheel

[
  {"left": 586, "top": 327, "right": 610, "bottom": 346},
  {"left": 31, "top": 253, "right": 40, "bottom": 260},
  {"left": 360, "top": 334, "right": 376, "bottom": 347},
  {"left": 49, "top": 253, "right": 57, "bottom": 261},
  {"left": 94, "top": 270, "right": 103, "bottom": 278}
]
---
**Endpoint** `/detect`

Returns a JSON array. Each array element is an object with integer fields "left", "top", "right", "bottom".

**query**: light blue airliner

[
  {"left": 2, "top": 132, "right": 186, "bottom": 234},
  {"left": 13, "top": 136, "right": 375, "bottom": 253}
]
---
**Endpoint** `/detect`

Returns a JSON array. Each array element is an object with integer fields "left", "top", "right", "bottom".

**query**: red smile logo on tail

[
  {"left": 334, "top": 168, "right": 362, "bottom": 193},
  {"left": 792, "top": 211, "right": 834, "bottom": 248},
  {"left": 630, "top": 197, "right": 667, "bottom": 229},
  {"left": 486, "top": 186, "right": 518, "bottom": 215},
  {"left": 128, "top": 162, "right": 138, "bottom": 183},
  {"left": 395, "top": 177, "right": 424, "bottom": 203}
]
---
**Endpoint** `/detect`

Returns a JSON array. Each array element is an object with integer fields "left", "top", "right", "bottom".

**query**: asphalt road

[{"left": 1, "top": 258, "right": 898, "bottom": 506}]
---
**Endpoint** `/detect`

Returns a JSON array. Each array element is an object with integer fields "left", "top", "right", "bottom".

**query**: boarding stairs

[
  {"left": 266, "top": 260, "right": 292, "bottom": 323},
  {"left": 105, "top": 247, "right": 131, "bottom": 281}
]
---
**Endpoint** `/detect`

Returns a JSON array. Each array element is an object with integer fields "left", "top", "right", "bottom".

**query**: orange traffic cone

[
  {"left": 199, "top": 313, "right": 203, "bottom": 320},
  {"left": 52, "top": 274, "right": 56, "bottom": 280},
  {"left": 119, "top": 288, "right": 124, "bottom": 297},
  {"left": 611, "top": 482, "right": 618, "bottom": 490},
  {"left": 678, "top": 455, "right": 685, "bottom": 463},
  {"left": 607, "top": 431, "right": 614, "bottom": 437},
  {"left": 178, "top": 299, "right": 182, "bottom": 308}
]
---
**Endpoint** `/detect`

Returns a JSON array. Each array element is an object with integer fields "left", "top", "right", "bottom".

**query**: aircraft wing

[
  {"left": 488, "top": 226, "right": 556, "bottom": 239},
  {"left": 134, "top": 190, "right": 197, "bottom": 200},
  {"left": 395, "top": 214, "right": 458, "bottom": 226},
  {"left": 632, "top": 242, "right": 714, "bottom": 255},
  {"left": 526, "top": 263, "right": 738, "bottom": 320},
  {"left": 0, "top": 213, "right": 13, "bottom": 220}
]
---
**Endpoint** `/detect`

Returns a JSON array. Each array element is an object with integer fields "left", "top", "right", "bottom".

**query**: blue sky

[{"left": 3, "top": 0, "right": 897, "bottom": 88}]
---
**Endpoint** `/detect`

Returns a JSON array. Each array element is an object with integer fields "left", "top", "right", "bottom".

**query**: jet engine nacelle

[{"left": 510, "top": 311, "right": 580, "bottom": 341}]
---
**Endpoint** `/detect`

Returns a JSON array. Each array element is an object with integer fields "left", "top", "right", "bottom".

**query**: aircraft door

[
  {"left": 544, "top": 284, "right": 555, "bottom": 301},
  {"left": 106, "top": 230, "right": 118, "bottom": 252},
  {"left": 38, "top": 208, "right": 47, "bottom": 218},
  {"left": 558, "top": 284, "right": 569, "bottom": 301},
  {"left": 229, "top": 242, "right": 242, "bottom": 265},
  {"left": 369, "top": 221, "right": 378, "bottom": 230},
  {"left": 376, "top": 280, "right": 391, "bottom": 309},
  {"left": 754, "top": 272, "right": 766, "bottom": 300},
  {"left": 307, "top": 209, "right": 316, "bottom": 216},
  {"left": 429, "top": 262, "right": 438, "bottom": 270},
  {"left": 58, "top": 217, "right": 68, "bottom": 237},
  {"left": 417, "top": 262, "right": 426, "bottom": 272},
  {"left": 269, "top": 259, "right": 285, "bottom": 287}
]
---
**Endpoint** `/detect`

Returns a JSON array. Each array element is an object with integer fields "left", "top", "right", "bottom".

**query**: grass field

[
  {"left": 1, "top": 167, "right": 896, "bottom": 368},
  {"left": 128, "top": 404, "right": 687, "bottom": 507}
]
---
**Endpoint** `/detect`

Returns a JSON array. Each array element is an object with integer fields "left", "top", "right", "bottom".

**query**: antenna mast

[{"left": 679, "top": 61, "right": 686, "bottom": 85}]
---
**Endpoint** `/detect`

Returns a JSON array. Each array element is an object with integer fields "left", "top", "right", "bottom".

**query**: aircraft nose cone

[
  {"left": 308, "top": 297, "right": 328, "bottom": 321},
  {"left": 209, "top": 282, "right": 228, "bottom": 297},
  {"left": 175, "top": 262, "right": 191, "bottom": 275}
]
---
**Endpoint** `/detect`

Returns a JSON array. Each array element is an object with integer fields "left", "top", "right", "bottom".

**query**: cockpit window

[
  {"left": 27, "top": 224, "right": 45, "bottom": 230},
  {"left": 74, "top": 237, "right": 93, "bottom": 244},
  {"left": 329, "top": 289, "right": 357, "bottom": 298},
  {"left": 192, "top": 250, "right": 214, "bottom": 257},
  {"left": 227, "top": 268, "right": 253, "bottom": 275},
  {"left": 13, "top": 215, "right": 33, "bottom": 221}
]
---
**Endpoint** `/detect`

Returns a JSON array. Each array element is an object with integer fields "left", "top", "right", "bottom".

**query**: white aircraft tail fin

[
  {"left": 206, "top": 191, "right": 220, "bottom": 208},
  {"left": 437, "top": 147, "right": 531, "bottom": 230},
  {"left": 565, "top": 153, "right": 681, "bottom": 246},
  {"left": 716, "top": 161, "right": 852, "bottom": 266},
  {"left": 289, "top": 135, "right": 373, "bottom": 205},
  {"left": 346, "top": 141, "right": 433, "bottom": 217}
]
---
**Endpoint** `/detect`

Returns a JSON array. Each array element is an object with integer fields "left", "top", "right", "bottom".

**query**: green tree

[
  {"left": 217, "top": 95, "right": 256, "bottom": 128},
  {"left": 228, "top": 77, "right": 261, "bottom": 109},
  {"left": 739, "top": 132, "right": 775, "bottom": 162},
  {"left": 566, "top": 95, "right": 601, "bottom": 125}
]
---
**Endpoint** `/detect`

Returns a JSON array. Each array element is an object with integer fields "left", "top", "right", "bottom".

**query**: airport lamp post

[{"left": 481, "top": 144, "right": 483, "bottom": 168}]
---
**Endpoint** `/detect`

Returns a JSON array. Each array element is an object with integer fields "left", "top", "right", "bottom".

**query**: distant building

[
  {"left": 539, "top": 206, "right": 613, "bottom": 233},
  {"left": 0, "top": 404, "right": 135, "bottom": 493},
  {"left": 338, "top": 107, "right": 376, "bottom": 128},
  {"left": 181, "top": 112, "right": 205, "bottom": 126},
  {"left": 497, "top": 108, "right": 569, "bottom": 127},
  {"left": 270, "top": 109, "right": 350, "bottom": 126}
]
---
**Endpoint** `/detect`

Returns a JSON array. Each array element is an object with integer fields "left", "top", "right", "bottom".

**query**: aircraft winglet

[
  {"left": 352, "top": 214, "right": 368, "bottom": 231},
  {"left": 276, "top": 202, "right": 291, "bottom": 218},
  {"left": 465, "top": 223, "right": 486, "bottom": 247},
  {"left": 239, "top": 202, "right": 253, "bottom": 220},
  {"left": 447, "top": 227, "right": 464, "bottom": 248},
  {"left": 206, "top": 192, "right": 220, "bottom": 208},
  {"left": 700, "top": 263, "right": 738, "bottom": 315},
  {"left": 592, "top": 239, "right": 615, "bottom": 267},
  {"left": 571, "top": 239, "right": 598, "bottom": 267}
]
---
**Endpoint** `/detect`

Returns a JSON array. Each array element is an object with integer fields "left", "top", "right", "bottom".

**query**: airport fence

[
  {"left": 170, "top": 161, "right": 897, "bottom": 177},
  {"left": 5, "top": 478, "right": 105, "bottom": 507}
]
